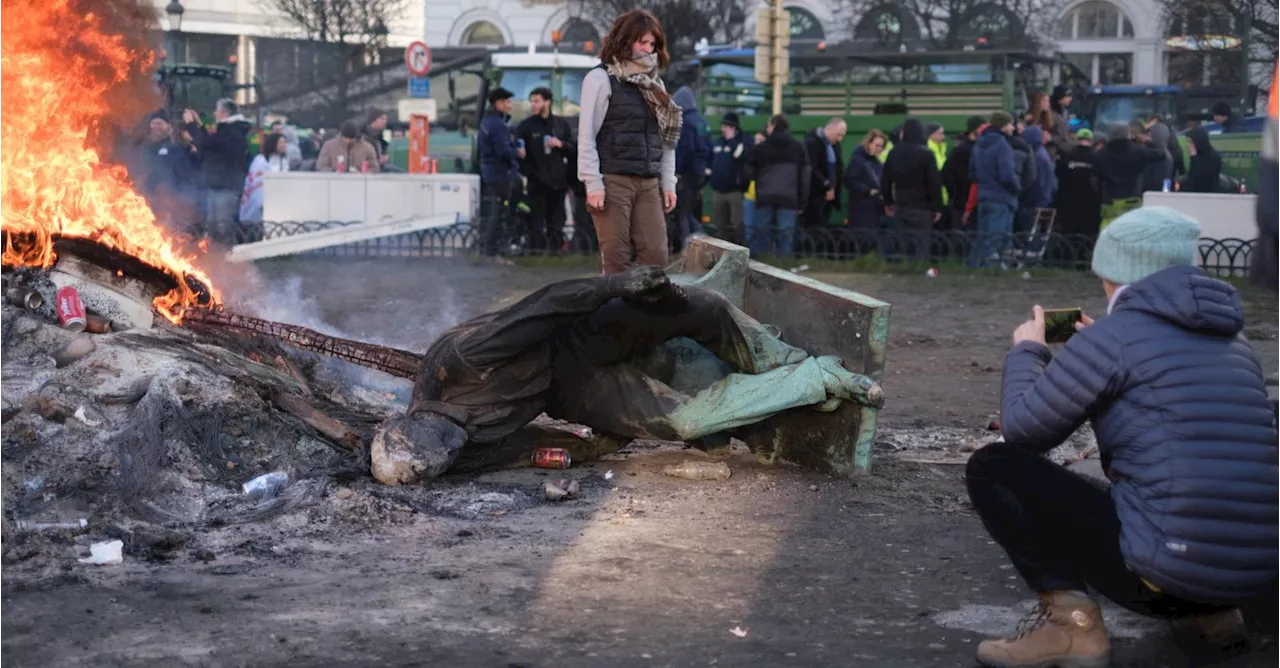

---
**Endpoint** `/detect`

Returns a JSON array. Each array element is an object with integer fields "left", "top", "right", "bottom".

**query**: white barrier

[
  {"left": 1141, "top": 191, "right": 1258, "bottom": 241},
  {"left": 263, "top": 172, "right": 479, "bottom": 224},
  {"left": 227, "top": 214, "right": 461, "bottom": 262}
]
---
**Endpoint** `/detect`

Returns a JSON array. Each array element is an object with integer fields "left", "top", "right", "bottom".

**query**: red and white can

[
  {"left": 531, "top": 448, "right": 571, "bottom": 470},
  {"left": 55, "top": 286, "right": 86, "bottom": 332}
]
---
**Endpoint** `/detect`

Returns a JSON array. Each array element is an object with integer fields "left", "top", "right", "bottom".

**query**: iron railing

[{"left": 202, "top": 219, "right": 1257, "bottom": 278}]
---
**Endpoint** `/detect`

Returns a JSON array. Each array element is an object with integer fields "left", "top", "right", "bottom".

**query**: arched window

[
  {"left": 559, "top": 18, "right": 599, "bottom": 44},
  {"left": 1164, "top": 5, "right": 1241, "bottom": 87},
  {"left": 1166, "top": 4, "right": 1234, "bottom": 38},
  {"left": 1057, "top": 1, "right": 1135, "bottom": 40},
  {"left": 956, "top": 4, "right": 1023, "bottom": 44},
  {"left": 853, "top": 6, "right": 919, "bottom": 48},
  {"left": 462, "top": 21, "right": 505, "bottom": 46}
]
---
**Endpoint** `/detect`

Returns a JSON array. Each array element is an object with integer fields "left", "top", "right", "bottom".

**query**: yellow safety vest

[{"left": 928, "top": 139, "right": 950, "bottom": 205}]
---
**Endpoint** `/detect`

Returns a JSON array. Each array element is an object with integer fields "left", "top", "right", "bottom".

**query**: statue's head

[{"left": 370, "top": 412, "right": 468, "bottom": 485}]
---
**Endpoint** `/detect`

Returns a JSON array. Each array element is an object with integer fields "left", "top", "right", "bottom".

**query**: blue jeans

[
  {"left": 742, "top": 199, "right": 756, "bottom": 247},
  {"left": 749, "top": 206, "right": 797, "bottom": 256},
  {"left": 970, "top": 201, "right": 1014, "bottom": 268}
]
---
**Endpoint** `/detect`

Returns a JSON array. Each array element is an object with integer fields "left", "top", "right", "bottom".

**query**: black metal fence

[{"left": 205, "top": 219, "right": 1257, "bottom": 278}]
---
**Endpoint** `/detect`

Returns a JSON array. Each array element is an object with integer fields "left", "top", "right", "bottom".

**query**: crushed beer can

[
  {"left": 531, "top": 448, "right": 571, "bottom": 470},
  {"left": 55, "top": 286, "right": 87, "bottom": 332}
]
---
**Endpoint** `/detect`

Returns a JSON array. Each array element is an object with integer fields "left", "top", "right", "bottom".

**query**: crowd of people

[
  {"left": 477, "top": 67, "right": 1244, "bottom": 269},
  {"left": 125, "top": 100, "right": 399, "bottom": 237}
]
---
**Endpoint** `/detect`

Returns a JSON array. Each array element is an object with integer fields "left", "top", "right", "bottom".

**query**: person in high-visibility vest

[
  {"left": 926, "top": 121, "right": 947, "bottom": 204},
  {"left": 742, "top": 131, "right": 765, "bottom": 251},
  {"left": 1254, "top": 61, "right": 1278, "bottom": 290}
]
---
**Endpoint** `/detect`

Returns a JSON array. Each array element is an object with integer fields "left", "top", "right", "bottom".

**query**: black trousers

[
  {"left": 894, "top": 207, "right": 933, "bottom": 263},
  {"left": 965, "top": 444, "right": 1237, "bottom": 619},
  {"left": 526, "top": 184, "right": 567, "bottom": 252},
  {"left": 479, "top": 180, "right": 517, "bottom": 257}
]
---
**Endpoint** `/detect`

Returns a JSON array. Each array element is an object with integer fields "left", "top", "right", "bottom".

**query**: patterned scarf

[{"left": 606, "top": 54, "right": 683, "bottom": 148}]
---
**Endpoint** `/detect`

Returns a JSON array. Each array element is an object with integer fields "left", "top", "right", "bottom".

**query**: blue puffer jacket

[
  {"left": 478, "top": 109, "right": 519, "bottom": 184},
  {"left": 970, "top": 126, "right": 1019, "bottom": 208},
  {"left": 1021, "top": 127, "right": 1057, "bottom": 208},
  {"left": 1000, "top": 266, "right": 1278, "bottom": 604},
  {"left": 673, "top": 87, "right": 711, "bottom": 186}
]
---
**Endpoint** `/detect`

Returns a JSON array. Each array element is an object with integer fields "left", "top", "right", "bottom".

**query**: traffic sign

[
  {"left": 408, "top": 76, "right": 431, "bottom": 98},
  {"left": 405, "top": 41, "right": 432, "bottom": 76}
]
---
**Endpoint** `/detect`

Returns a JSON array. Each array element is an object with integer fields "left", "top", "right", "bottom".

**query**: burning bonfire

[{"left": 0, "top": 0, "right": 219, "bottom": 322}]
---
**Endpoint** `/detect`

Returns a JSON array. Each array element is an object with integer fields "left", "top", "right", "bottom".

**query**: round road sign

[{"left": 405, "top": 41, "right": 432, "bottom": 76}]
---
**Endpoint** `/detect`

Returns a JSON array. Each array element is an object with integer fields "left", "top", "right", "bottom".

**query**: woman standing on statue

[{"left": 577, "top": 9, "right": 682, "bottom": 274}]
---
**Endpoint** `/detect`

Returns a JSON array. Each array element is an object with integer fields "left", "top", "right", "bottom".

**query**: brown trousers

[{"left": 590, "top": 174, "right": 668, "bottom": 274}]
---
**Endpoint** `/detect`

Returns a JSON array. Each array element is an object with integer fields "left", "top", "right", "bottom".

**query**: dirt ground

[{"left": 3, "top": 258, "right": 1277, "bottom": 667}]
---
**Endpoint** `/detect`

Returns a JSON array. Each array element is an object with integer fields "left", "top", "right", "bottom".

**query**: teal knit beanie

[{"left": 1091, "top": 206, "right": 1201, "bottom": 285}]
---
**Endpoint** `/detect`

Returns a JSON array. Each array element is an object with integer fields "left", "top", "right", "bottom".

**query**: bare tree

[
  {"left": 838, "top": 0, "right": 1051, "bottom": 51},
  {"left": 572, "top": 0, "right": 751, "bottom": 58},
  {"left": 258, "top": 0, "right": 405, "bottom": 125}
]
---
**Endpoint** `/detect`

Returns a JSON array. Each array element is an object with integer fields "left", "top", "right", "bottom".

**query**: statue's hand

[{"left": 608, "top": 266, "right": 670, "bottom": 300}]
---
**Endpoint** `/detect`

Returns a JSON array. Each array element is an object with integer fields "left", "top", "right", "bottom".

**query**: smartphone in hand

[{"left": 1044, "top": 308, "right": 1083, "bottom": 344}]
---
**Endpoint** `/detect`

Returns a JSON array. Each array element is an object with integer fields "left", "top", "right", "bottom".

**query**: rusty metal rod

[{"left": 183, "top": 309, "right": 422, "bottom": 380}]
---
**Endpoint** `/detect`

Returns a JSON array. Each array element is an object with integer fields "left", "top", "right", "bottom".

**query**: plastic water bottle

[{"left": 1161, "top": 179, "right": 1171, "bottom": 192}]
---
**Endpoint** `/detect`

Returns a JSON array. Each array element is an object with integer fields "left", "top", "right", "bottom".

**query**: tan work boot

[
  {"left": 1184, "top": 609, "right": 1249, "bottom": 647},
  {"left": 976, "top": 591, "right": 1111, "bottom": 668}
]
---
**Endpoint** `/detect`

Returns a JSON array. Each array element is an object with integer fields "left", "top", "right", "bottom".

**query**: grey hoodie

[
  {"left": 1140, "top": 123, "right": 1173, "bottom": 192},
  {"left": 281, "top": 125, "right": 303, "bottom": 171}
]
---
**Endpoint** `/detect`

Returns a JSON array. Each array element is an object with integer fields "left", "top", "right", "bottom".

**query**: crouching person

[{"left": 966, "top": 206, "right": 1278, "bottom": 667}]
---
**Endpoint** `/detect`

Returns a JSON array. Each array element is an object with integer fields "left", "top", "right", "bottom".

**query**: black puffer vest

[{"left": 596, "top": 66, "right": 663, "bottom": 178}]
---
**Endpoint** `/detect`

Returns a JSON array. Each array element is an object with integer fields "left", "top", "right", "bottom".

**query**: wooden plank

[{"left": 272, "top": 392, "right": 362, "bottom": 450}]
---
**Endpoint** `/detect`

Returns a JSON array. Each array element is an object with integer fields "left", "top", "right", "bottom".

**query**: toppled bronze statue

[{"left": 372, "top": 266, "right": 883, "bottom": 485}]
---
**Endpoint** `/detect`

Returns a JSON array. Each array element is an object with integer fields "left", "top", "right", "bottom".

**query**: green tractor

[{"left": 154, "top": 64, "right": 265, "bottom": 151}]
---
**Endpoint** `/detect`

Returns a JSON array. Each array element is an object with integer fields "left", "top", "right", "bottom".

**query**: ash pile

[{"left": 0, "top": 262, "right": 540, "bottom": 576}]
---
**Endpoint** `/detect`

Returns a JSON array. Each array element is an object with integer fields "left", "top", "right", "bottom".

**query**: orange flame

[{"left": 0, "top": 0, "right": 220, "bottom": 322}]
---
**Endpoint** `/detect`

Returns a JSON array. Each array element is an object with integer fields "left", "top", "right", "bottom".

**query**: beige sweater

[{"left": 316, "top": 137, "right": 381, "bottom": 173}]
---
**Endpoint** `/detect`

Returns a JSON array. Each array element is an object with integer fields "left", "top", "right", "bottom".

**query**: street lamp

[
  {"left": 166, "top": 0, "right": 184, "bottom": 31},
  {"left": 165, "top": 0, "right": 184, "bottom": 65}
]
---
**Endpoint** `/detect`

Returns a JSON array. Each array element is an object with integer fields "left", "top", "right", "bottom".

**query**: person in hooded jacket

[
  {"left": 969, "top": 111, "right": 1019, "bottom": 267},
  {"left": 672, "top": 86, "right": 712, "bottom": 246},
  {"left": 1182, "top": 126, "right": 1223, "bottom": 194},
  {"left": 1021, "top": 126, "right": 1056, "bottom": 209},
  {"left": 967, "top": 206, "right": 1277, "bottom": 668},
  {"left": 280, "top": 125, "right": 304, "bottom": 171},
  {"left": 882, "top": 118, "right": 943, "bottom": 262},
  {"left": 844, "top": 129, "right": 887, "bottom": 236},
  {"left": 182, "top": 98, "right": 252, "bottom": 226},
  {"left": 1008, "top": 121, "right": 1039, "bottom": 235},
  {"left": 1146, "top": 114, "right": 1184, "bottom": 181},
  {"left": 1054, "top": 129, "right": 1102, "bottom": 240},
  {"left": 1092, "top": 123, "right": 1165, "bottom": 228},
  {"left": 1138, "top": 121, "right": 1174, "bottom": 193}
]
